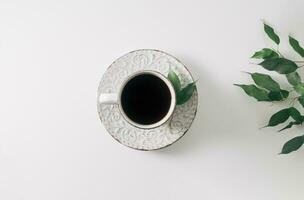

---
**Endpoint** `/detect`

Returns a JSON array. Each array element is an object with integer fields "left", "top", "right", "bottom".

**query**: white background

[{"left": 1, "top": 0, "right": 304, "bottom": 199}]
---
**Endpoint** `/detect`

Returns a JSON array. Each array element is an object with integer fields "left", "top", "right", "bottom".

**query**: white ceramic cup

[{"left": 99, "top": 70, "right": 176, "bottom": 129}]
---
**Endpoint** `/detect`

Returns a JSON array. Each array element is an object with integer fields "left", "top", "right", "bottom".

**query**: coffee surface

[{"left": 121, "top": 74, "right": 172, "bottom": 125}]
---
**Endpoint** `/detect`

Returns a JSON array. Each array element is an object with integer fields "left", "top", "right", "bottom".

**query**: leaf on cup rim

[
  {"left": 177, "top": 82, "right": 197, "bottom": 105},
  {"left": 168, "top": 69, "right": 197, "bottom": 105},
  {"left": 167, "top": 69, "right": 181, "bottom": 93}
]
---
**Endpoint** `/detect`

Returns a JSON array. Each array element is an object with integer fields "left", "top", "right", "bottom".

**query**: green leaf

[
  {"left": 167, "top": 69, "right": 181, "bottom": 93},
  {"left": 298, "top": 96, "right": 304, "bottom": 107},
  {"left": 294, "top": 83, "right": 304, "bottom": 95},
  {"left": 289, "top": 36, "right": 304, "bottom": 57},
  {"left": 259, "top": 58, "right": 298, "bottom": 74},
  {"left": 276, "top": 107, "right": 302, "bottom": 131},
  {"left": 268, "top": 51, "right": 279, "bottom": 59},
  {"left": 251, "top": 48, "right": 279, "bottom": 59},
  {"left": 234, "top": 84, "right": 270, "bottom": 101},
  {"left": 280, "top": 135, "right": 304, "bottom": 154},
  {"left": 286, "top": 72, "right": 301, "bottom": 86},
  {"left": 268, "top": 90, "right": 289, "bottom": 101},
  {"left": 279, "top": 122, "right": 293, "bottom": 132},
  {"left": 176, "top": 82, "right": 196, "bottom": 105},
  {"left": 289, "top": 107, "right": 303, "bottom": 123},
  {"left": 266, "top": 108, "right": 290, "bottom": 127},
  {"left": 264, "top": 23, "right": 280, "bottom": 45},
  {"left": 278, "top": 121, "right": 300, "bottom": 132},
  {"left": 280, "top": 90, "right": 289, "bottom": 99},
  {"left": 251, "top": 73, "right": 280, "bottom": 91}
]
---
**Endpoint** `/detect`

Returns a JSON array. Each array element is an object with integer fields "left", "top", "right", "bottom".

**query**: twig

[
  {"left": 289, "top": 96, "right": 299, "bottom": 106},
  {"left": 240, "top": 71, "right": 251, "bottom": 75},
  {"left": 275, "top": 47, "right": 284, "bottom": 58}
]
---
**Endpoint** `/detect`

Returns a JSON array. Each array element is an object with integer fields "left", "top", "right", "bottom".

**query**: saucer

[{"left": 97, "top": 49, "right": 198, "bottom": 150}]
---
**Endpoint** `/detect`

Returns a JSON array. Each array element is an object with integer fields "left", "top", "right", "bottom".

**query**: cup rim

[{"left": 117, "top": 70, "right": 176, "bottom": 129}]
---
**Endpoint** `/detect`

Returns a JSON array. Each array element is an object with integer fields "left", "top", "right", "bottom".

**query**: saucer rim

[{"left": 97, "top": 49, "right": 198, "bottom": 151}]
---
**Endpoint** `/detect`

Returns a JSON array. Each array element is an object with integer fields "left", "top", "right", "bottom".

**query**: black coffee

[{"left": 121, "top": 74, "right": 172, "bottom": 125}]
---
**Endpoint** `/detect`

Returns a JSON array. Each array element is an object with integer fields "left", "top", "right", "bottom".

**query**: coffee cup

[{"left": 99, "top": 70, "right": 176, "bottom": 129}]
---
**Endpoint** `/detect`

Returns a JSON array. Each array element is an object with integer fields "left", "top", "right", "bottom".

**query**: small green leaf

[
  {"left": 294, "top": 83, "right": 304, "bottom": 95},
  {"left": 167, "top": 69, "right": 181, "bottom": 93},
  {"left": 286, "top": 72, "right": 301, "bottom": 86},
  {"left": 259, "top": 58, "right": 298, "bottom": 74},
  {"left": 268, "top": 90, "right": 289, "bottom": 101},
  {"left": 280, "top": 135, "right": 304, "bottom": 154},
  {"left": 234, "top": 84, "right": 270, "bottom": 101},
  {"left": 268, "top": 51, "right": 279, "bottom": 59},
  {"left": 276, "top": 107, "right": 302, "bottom": 132},
  {"left": 176, "top": 82, "right": 196, "bottom": 105},
  {"left": 289, "top": 107, "right": 303, "bottom": 123},
  {"left": 298, "top": 96, "right": 304, "bottom": 107},
  {"left": 251, "top": 48, "right": 279, "bottom": 59},
  {"left": 280, "top": 90, "right": 289, "bottom": 99},
  {"left": 266, "top": 108, "right": 290, "bottom": 127},
  {"left": 289, "top": 36, "right": 304, "bottom": 57},
  {"left": 278, "top": 121, "right": 300, "bottom": 132},
  {"left": 264, "top": 23, "right": 280, "bottom": 45},
  {"left": 251, "top": 73, "right": 280, "bottom": 91}
]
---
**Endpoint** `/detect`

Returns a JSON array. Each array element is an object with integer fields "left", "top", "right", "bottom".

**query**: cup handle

[{"left": 99, "top": 93, "right": 118, "bottom": 104}]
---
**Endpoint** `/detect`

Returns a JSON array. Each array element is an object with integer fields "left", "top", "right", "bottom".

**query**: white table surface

[{"left": 1, "top": 0, "right": 304, "bottom": 199}]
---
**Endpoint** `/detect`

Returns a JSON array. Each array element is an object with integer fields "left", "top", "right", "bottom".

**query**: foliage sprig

[
  {"left": 167, "top": 69, "right": 197, "bottom": 105},
  {"left": 235, "top": 22, "right": 304, "bottom": 154}
]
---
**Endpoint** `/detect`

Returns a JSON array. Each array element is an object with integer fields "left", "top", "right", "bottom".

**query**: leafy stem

[
  {"left": 289, "top": 96, "right": 299, "bottom": 106},
  {"left": 236, "top": 22, "right": 304, "bottom": 154},
  {"left": 167, "top": 69, "right": 197, "bottom": 105},
  {"left": 275, "top": 48, "right": 284, "bottom": 58}
]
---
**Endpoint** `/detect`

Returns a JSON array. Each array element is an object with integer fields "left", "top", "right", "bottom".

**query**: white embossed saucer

[{"left": 97, "top": 49, "right": 198, "bottom": 150}]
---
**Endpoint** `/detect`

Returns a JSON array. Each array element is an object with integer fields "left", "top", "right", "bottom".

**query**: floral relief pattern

[{"left": 97, "top": 49, "right": 198, "bottom": 150}]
